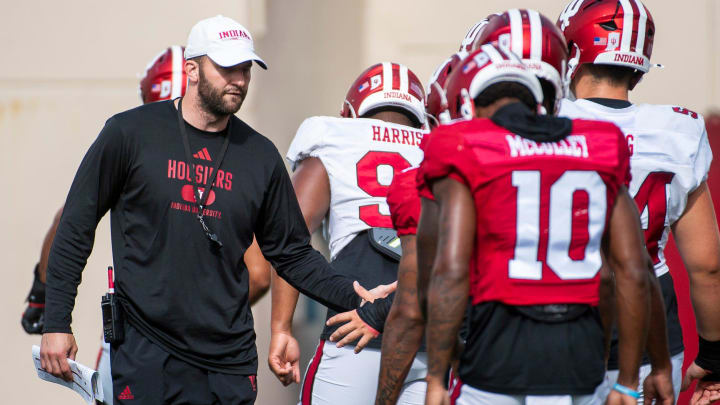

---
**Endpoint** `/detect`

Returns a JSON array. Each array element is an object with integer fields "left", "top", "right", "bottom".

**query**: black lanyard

[{"left": 176, "top": 98, "right": 231, "bottom": 249}]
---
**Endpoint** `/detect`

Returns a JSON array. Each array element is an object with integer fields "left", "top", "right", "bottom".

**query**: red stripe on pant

[
  {"left": 301, "top": 340, "right": 326, "bottom": 405},
  {"left": 449, "top": 376, "right": 463, "bottom": 405},
  {"left": 95, "top": 345, "right": 104, "bottom": 370}
]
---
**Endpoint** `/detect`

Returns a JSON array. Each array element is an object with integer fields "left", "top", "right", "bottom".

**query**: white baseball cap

[{"left": 185, "top": 15, "right": 267, "bottom": 69}]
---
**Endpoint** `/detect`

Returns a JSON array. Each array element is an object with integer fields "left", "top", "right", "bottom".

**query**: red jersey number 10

[
  {"left": 356, "top": 151, "right": 411, "bottom": 228},
  {"left": 510, "top": 170, "right": 607, "bottom": 281}
]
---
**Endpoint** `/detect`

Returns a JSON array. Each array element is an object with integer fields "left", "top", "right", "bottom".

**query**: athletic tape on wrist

[{"left": 612, "top": 383, "right": 640, "bottom": 399}]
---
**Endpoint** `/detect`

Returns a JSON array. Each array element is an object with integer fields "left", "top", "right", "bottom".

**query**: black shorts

[
  {"left": 607, "top": 272, "right": 684, "bottom": 370},
  {"left": 111, "top": 323, "right": 257, "bottom": 405},
  {"left": 459, "top": 301, "right": 605, "bottom": 395},
  {"left": 319, "top": 231, "right": 399, "bottom": 349}
]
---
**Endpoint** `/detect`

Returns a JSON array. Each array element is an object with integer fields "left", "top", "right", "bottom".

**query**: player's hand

[
  {"left": 354, "top": 280, "right": 397, "bottom": 306},
  {"left": 682, "top": 362, "right": 720, "bottom": 405},
  {"left": 643, "top": 367, "right": 674, "bottom": 405},
  {"left": 424, "top": 377, "right": 450, "bottom": 405},
  {"left": 326, "top": 309, "right": 379, "bottom": 353},
  {"left": 40, "top": 333, "right": 78, "bottom": 382},
  {"left": 21, "top": 264, "right": 46, "bottom": 334},
  {"left": 605, "top": 390, "right": 638, "bottom": 405},
  {"left": 268, "top": 332, "right": 301, "bottom": 386}
]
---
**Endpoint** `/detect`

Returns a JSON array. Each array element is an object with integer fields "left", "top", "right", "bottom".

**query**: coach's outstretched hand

[
  {"left": 40, "top": 333, "right": 78, "bottom": 382},
  {"left": 268, "top": 331, "right": 301, "bottom": 386},
  {"left": 354, "top": 280, "right": 396, "bottom": 305}
]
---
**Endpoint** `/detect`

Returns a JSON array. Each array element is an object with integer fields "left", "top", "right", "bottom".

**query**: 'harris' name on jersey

[
  {"left": 505, "top": 134, "right": 589, "bottom": 158},
  {"left": 371, "top": 125, "right": 423, "bottom": 146}
]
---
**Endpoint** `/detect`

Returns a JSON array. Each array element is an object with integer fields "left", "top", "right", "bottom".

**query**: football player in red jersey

[
  {"left": 421, "top": 43, "right": 652, "bottom": 405},
  {"left": 21, "top": 45, "right": 271, "bottom": 405},
  {"left": 557, "top": 0, "right": 720, "bottom": 403},
  {"left": 268, "top": 62, "right": 425, "bottom": 405},
  {"left": 325, "top": 11, "right": 580, "bottom": 404}
]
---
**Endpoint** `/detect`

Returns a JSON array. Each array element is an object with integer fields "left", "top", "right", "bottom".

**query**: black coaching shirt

[{"left": 44, "top": 100, "right": 361, "bottom": 374}]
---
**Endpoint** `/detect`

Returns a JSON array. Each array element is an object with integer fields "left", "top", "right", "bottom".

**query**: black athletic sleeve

[
  {"left": 43, "top": 117, "right": 130, "bottom": 333},
  {"left": 356, "top": 293, "right": 395, "bottom": 333},
  {"left": 255, "top": 156, "right": 361, "bottom": 312}
]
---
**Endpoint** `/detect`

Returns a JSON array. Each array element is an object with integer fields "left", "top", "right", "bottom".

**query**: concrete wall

[{"left": 1, "top": 0, "right": 718, "bottom": 404}]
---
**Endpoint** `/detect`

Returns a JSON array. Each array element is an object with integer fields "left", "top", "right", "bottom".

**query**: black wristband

[{"left": 697, "top": 336, "right": 720, "bottom": 380}]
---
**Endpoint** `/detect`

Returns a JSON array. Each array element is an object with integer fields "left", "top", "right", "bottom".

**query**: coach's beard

[{"left": 198, "top": 69, "right": 246, "bottom": 118}]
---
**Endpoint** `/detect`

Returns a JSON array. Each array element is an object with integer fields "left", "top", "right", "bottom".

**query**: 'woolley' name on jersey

[
  {"left": 372, "top": 125, "right": 423, "bottom": 146},
  {"left": 505, "top": 134, "right": 589, "bottom": 158}
]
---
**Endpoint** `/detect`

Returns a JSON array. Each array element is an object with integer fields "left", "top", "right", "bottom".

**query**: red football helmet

[
  {"left": 445, "top": 44, "right": 543, "bottom": 121},
  {"left": 473, "top": 9, "right": 568, "bottom": 114},
  {"left": 557, "top": 0, "right": 654, "bottom": 87},
  {"left": 341, "top": 62, "right": 426, "bottom": 127},
  {"left": 426, "top": 51, "right": 468, "bottom": 127},
  {"left": 139, "top": 45, "right": 187, "bottom": 104},
  {"left": 458, "top": 15, "right": 500, "bottom": 52}
]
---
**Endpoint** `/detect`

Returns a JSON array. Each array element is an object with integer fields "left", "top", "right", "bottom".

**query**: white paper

[{"left": 32, "top": 345, "right": 103, "bottom": 404}]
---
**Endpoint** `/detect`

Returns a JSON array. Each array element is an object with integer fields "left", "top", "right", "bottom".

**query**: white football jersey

[
  {"left": 287, "top": 116, "right": 425, "bottom": 259},
  {"left": 559, "top": 98, "right": 712, "bottom": 277}
]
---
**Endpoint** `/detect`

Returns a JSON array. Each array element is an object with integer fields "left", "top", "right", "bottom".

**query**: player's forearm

[
  {"left": 271, "top": 270, "right": 300, "bottom": 333},
  {"left": 646, "top": 272, "right": 672, "bottom": 370},
  {"left": 375, "top": 293, "right": 424, "bottom": 404},
  {"left": 246, "top": 238, "right": 272, "bottom": 306},
  {"left": 375, "top": 266, "right": 425, "bottom": 405},
  {"left": 416, "top": 198, "right": 439, "bottom": 321},
  {"left": 685, "top": 262, "right": 720, "bottom": 340},
  {"left": 426, "top": 266, "right": 468, "bottom": 382},
  {"left": 597, "top": 265, "right": 616, "bottom": 364},
  {"left": 249, "top": 276, "right": 270, "bottom": 306},
  {"left": 673, "top": 183, "right": 720, "bottom": 340},
  {"left": 38, "top": 207, "right": 64, "bottom": 283},
  {"left": 688, "top": 270, "right": 720, "bottom": 340},
  {"left": 613, "top": 263, "right": 651, "bottom": 387}
]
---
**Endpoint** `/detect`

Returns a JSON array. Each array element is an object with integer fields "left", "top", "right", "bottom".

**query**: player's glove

[{"left": 21, "top": 264, "right": 45, "bottom": 334}]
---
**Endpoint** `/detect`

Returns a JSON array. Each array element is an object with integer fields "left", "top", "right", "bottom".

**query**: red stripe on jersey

[{"left": 301, "top": 340, "right": 325, "bottom": 405}]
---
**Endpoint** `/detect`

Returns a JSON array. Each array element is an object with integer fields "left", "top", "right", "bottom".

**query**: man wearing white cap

[{"left": 39, "top": 15, "right": 393, "bottom": 405}]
